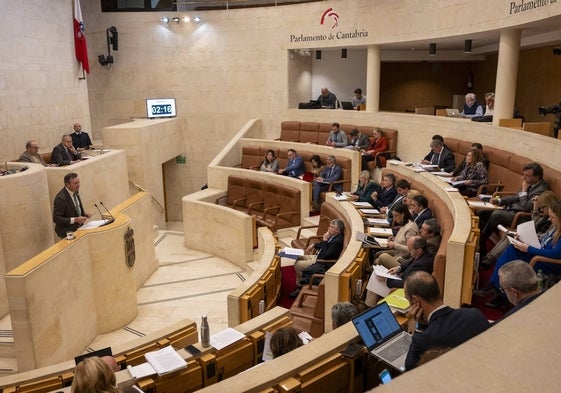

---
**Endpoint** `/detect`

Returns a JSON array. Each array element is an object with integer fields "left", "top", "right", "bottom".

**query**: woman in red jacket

[{"left": 361, "top": 127, "right": 388, "bottom": 170}]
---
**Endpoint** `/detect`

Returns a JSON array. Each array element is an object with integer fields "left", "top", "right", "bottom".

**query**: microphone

[
  {"left": 94, "top": 204, "right": 105, "bottom": 221},
  {"left": 99, "top": 201, "right": 115, "bottom": 225}
]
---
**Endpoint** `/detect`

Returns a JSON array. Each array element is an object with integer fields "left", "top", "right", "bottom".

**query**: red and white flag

[{"left": 73, "top": 0, "right": 89, "bottom": 73}]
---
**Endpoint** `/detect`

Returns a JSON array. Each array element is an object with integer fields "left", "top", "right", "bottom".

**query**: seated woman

[
  {"left": 310, "top": 154, "right": 325, "bottom": 178},
  {"left": 450, "top": 149, "right": 488, "bottom": 197},
  {"left": 374, "top": 203, "right": 419, "bottom": 269},
  {"left": 483, "top": 200, "right": 561, "bottom": 308},
  {"left": 270, "top": 327, "right": 303, "bottom": 358},
  {"left": 350, "top": 170, "right": 381, "bottom": 204},
  {"left": 260, "top": 149, "right": 279, "bottom": 173},
  {"left": 360, "top": 128, "right": 388, "bottom": 170},
  {"left": 72, "top": 356, "right": 123, "bottom": 393},
  {"left": 480, "top": 191, "right": 560, "bottom": 268}
]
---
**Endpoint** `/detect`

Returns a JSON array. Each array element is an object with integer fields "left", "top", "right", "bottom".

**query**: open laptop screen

[{"left": 352, "top": 301, "right": 401, "bottom": 350}]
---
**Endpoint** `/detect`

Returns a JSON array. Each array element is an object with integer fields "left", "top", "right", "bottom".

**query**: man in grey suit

[
  {"left": 19, "top": 140, "right": 52, "bottom": 166},
  {"left": 344, "top": 128, "right": 370, "bottom": 150}
]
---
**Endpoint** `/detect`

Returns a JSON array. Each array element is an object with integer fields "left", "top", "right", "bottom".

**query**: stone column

[
  {"left": 493, "top": 29, "right": 521, "bottom": 125},
  {"left": 366, "top": 45, "right": 381, "bottom": 112}
]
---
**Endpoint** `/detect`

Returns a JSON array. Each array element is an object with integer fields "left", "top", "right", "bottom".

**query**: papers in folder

[
  {"left": 332, "top": 193, "right": 349, "bottom": 201},
  {"left": 352, "top": 201, "right": 373, "bottom": 208},
  {"left": 500, "top": 221, "right": 541, "bottom": 249},
  {"left": 368, "top": 227, "right": 393, "bottom": 237},
  {"left": 380, "top": 288, "right": 411, "bottom": 313},
  {"left": 359, "top": 208, "right": 381, "bottom": 215},
  {"left": 279, "top": 247, "right": 304, "bottom": 260},
  {"left": 128, "top": 345, "right": 187, "bottom": 377},
  {"left": 210, "top": 328, "right": 246, "bottom": 350}
]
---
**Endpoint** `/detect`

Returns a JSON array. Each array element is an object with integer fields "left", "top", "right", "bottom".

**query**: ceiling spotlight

[
  {"left": 193, "top": 16, "right": 202, "bottom": 23},
  {"left": 160, "top": 17, "right": 169, "bottom": 23},
  {"left": 429, "top": 43, "right": 436, "bottom": 56},
  {"left": 182, "top": 16, "right": 190, "bottom": 22},
  {"left": 464, "top": 39, "right": 472, "bottom": 54},
  {"left": 172, "top": 17, "right": 180, "bottom": 23}
]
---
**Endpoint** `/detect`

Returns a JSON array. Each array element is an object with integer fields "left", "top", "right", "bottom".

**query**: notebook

[
  {"left": 352, "top": 301, "right": 412, "bottom": 371},
  {"left": 445, "top": 108, "right": 462, "bottom": 117},
  {"left": 340, "top": 101, "right": 354, "bottom": 110}
]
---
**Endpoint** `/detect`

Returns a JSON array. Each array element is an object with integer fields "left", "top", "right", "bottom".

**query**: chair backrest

[
  {"left": 498, "top": 118, "right": 523, "bottom": 129},
  {"left": 226, "top": 176, "right": 248, "bottom": 207},
  {"left": 523, "top": 121, "right": 552, "bottom": 137},
  {"left": 247, "top": 178, "right": 265, "bottom": 212},
  {"left": 299, "top": 122, "right": 319, "bottom": 144},
  {"left": 241, "top": 146, "right": 263, "bottom": 169},
  {"left": 415, "top": 106, "right": 435, "bottom": 115},
  {"left": 280, "top": 121, "right": 301, "bottom": 141},
  {"left": 317, "top": 123, "right": 332, "bottom": 145},
  {"left": 435, "top": 108, "right": 448, "bottom": 116}
]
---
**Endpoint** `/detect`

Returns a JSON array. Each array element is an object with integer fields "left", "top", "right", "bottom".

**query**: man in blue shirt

[{"left": 278, "top": 148, "right": 306, "bottom": 177}]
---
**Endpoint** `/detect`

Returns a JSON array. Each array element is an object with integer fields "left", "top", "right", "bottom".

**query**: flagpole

[{"left": 79, "top": 64, "right": 86, "bottom": 80}]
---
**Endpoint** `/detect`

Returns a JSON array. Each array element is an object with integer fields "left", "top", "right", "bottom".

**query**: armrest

[
  {"left": 248, "top": 201, "right": 264, "bottom": 214},
  {"left": 306, "top": 274, "right": 325, "bottom": 290},
  {"left": 477, "top": 183, "right": 505, "bottom": 195},
  {"left": 529, "top": 255, "right": 561, "bottom": 268},
  {"left": 269, "top": 210, "right": 299, "bottom": 230},
  {"left": 493, "top": 190, "right": 517, "bottom": 197},
  {"left": 249, "top": 165, "right": 261, "bottom": 171},
  {"left": 303, "top": 236, "right": 323, "bottom": 249},
  {"left": 509, "top": 212, "right": 531, "bottom": 230},
  {"left": 295, "top": 224, "right": 320, "bottom": 239},
  {"left": 327, "top": 179, "right": 352, "bottom": 192},
  {"left": 215, "top": 195, "right": 228, "bottom": 205},
  {"left": 375, "top": 150, "right": 397, "bottom": 158},
  {"left": 262, "top": 205, "right": 282, "bottom": 219},
  {"left": 232, "top": 197, "right": 247, "bottom": 209}
]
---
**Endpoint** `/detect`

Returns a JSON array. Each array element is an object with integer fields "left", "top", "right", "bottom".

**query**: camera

[{"left": 538, "top": 101, "right": 561, "bottom": 116}]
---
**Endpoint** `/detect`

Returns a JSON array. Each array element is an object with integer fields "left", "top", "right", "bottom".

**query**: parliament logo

[{"left": 320, "top": 7, "right": 339, "bottom": 29}]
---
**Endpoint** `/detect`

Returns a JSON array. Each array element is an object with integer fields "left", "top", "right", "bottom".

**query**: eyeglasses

[{"left": 499, "top": 286, "right": 512, "bottom": 294}]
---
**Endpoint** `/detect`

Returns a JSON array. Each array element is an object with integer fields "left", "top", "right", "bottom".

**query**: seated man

[
  {"left": 410, "top": 194, "right": 433, "bottom": 229},
  {"left": 312, "top": 155, "right": 342, "bottom": 210},
  {"left": 71, "top": 123, "right": 93, "bottom": 150},
  {"left": 381, "top": 178, "right": 411, "bottom": 223},
  {"left": 290, "top": 219, "right": 345, "bottom": 297},
  {"left": 365, "top": 236, "right": 434, "bottom": 306},
  {"left": 19, "top": 140, "right": 52, "bottom": 166},
  {"left": 370, "top": 173, "right": 397, "bottom": 209},
  {"left": 460, "top": 93, "right": 484, "bottom": 118},
  {"left": 344, "top": 128, "right": 369, "bottom": 150},
  {"left": 496, "top": 260, "right": 542, "bottom": 322},
  {"left": 479, "top": 162, "right": 549, "bottom": 254},
  {"left": 278, "top": 148, "right": 306, "bottom": 178},
  {"left": 404, "top": 271, "right": 490, "bottom": 370},
  {"left": 422, "top": 138, "right": 455, "bottom": 172},
  {"left": 420, "top": 218, "right": 441, "bottom": 255},
  {"left": 317, "top": 87, "right": 337, "bottom": 109},
  {"left": 331, "top": 302, "right": 358, "bottom": 329},
  {"left": 351, "top": 88, "right": 366, "bottom": 110},
  {"left": 326, "top": 122, "right": 348, "bottom": 147},
  {"left": 51, "top": 134, "right": 82, "bottom": 166}
]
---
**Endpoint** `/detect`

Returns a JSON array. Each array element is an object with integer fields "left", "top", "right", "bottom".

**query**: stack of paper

[
  {"left": 279, "top": 247, "right": 304, "bottom": 259},
  {"left": 368, "top": 227, "right": 393, "bottom": 237},
  {"left": 359, "top": 208, "right": 381, "bottom": 215},
  {"left": 366, "top": 218, "right": 390, "bottom": 226},
  {"left": 332, "top": 194, "right": 349, "bottom": 201},
  {"left": 127, "top": 346, "right": 187, "bottom": 378},
  {"left": 210, "top": 328, "right": 246, "bottom": 350},
  {"left": 380, "top": 288, "right": 411, "bottom": 313},
  {"left": 352, "top": 201, "right": 373, "bottom": 208}
]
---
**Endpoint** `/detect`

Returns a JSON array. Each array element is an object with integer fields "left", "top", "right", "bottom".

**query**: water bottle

[
  {"left": 537, "top": 269, "right": 546, "bottom": 290},
  {"left": 200, "top": 315, "right": 210, "bottom": 347},
  {"left": 258, "top": 299, "right": 265, "bottom": 315}
]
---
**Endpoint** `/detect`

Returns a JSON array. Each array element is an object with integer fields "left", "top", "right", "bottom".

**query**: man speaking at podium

[{"left": 53, "top": 173, "right": 91, "bottom": 238}]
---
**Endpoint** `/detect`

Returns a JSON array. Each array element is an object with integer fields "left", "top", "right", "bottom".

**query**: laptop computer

[
  {"left": 340, "top": 101, "right": 354, "bottom": 110},
  {"left": 445, "top": 108, "right": 462, "bottom": 117},
  {"left": 352, "top": 301, "right": 412, "bottom": 371}
]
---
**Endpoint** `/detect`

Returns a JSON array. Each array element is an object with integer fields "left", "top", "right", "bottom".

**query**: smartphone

[
  {"left": 185, "top": 344, "right": 201, "bottom": 356},
  {"left": 379, "top": 368, "right": 392, "bottom": 384}
]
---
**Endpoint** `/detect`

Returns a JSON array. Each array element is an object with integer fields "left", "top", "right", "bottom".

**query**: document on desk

[
  {"left": 368, "top": 227, "right": 393, "bottom": 237},
  {"left": 279, "top": 247, "right": 304, "bottom": 259},
  {"left": 467, "top": 200, "right": 502, "bottom": 209},
  {"left": 79, "top": 220, "right": 108, "bottom": 230},
  {"left": 436, "top": 176, "right": 466, "bottom": 186},
  {"left": 127, "top": 362, "right": 157, "bottom": 379},
  {"left": 360, "top": 208, "right": 381, "bottom": 215},
  {"left": 332, "top": 194, "right": 349, "bottom": 201},
  {"left": 352, "top": 201, "right": 373, "bottom": 208},
  {"left": 144, "top": 345, "right": 187, "bottom": 376},
  {"left": 366, "top": 218, "right": 390, "bottom": 226},
  {"left": 210, "top": 328, "right": 245, "bottom": 350}
]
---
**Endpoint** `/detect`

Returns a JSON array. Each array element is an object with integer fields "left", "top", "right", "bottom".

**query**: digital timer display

[{"left": 146, "top": 98, "right": 177, "bottom": 118}]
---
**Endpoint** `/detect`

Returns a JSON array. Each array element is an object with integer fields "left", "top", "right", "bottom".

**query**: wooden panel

[
  {"left": 6, "top": 376, "right": 63, "bottom": 393},
  {"left": 215, "top": 338, "right": 255, "bottom": 381},
  {"left": 297, "top": 354, "right": 350, "bottom": 393},
  {"left": 166, "top": 324, "right": 198, "bottom": 349},
  {"left": 240, "top": 284, "right": 265, "bottom": 323},
  {"left": 461, "top": 231, "right": 477, "bottom": 305},
  {"left": 153, "top": 359, "right": 203, "bottom": 393}
]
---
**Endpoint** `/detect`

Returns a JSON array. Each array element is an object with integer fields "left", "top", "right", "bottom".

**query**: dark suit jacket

[
  {"left": 373, "top": 186, "right": 398, "bottom": 209},
  {"left": 53, "top": 187, "right": 85, "bottom": 238},
  {"left": 319, "top": 164, "right": 343, "bottom": 192},
  {"left": 387, "top": 252, "right": 434, "bottom": 288},
  {"left": 51, "top": 143, "right": 81, "bottom": 166},
  {"left": 353, "top": 181, "right": 381, "bottom": 204},
  {"left": 499, "top": 292, "right": 542, "bottom": 322},
  {"left": 413, "top": 208, "right": 433, "bottom": 229},
  {"left": 71, "top": 132, "right": 93, "bottom": 149},
  {"left": 433, "top": 147, "right": 456, "bottom": 172},
  {"left": 300, "top": 232, "right": 345, "bottom": 284},
  {"left": 405, "top": 306, "right": 490, "bottom": 370}
]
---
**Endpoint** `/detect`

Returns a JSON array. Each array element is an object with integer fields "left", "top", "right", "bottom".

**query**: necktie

[
  {"left": 73, "top": 193, "right": 82, "bottom": 216},
  {"left": 432, "top": 153, "right": 440, "bottom": 165}
]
